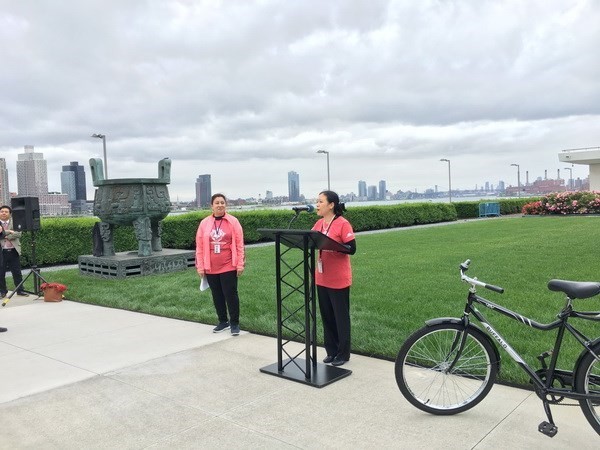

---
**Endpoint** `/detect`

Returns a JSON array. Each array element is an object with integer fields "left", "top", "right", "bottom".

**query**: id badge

[
  {"left": 317, "top": 258, "right": 323, "bottom": 273},
  {"left": 214, "top": 244, "right": 221, "bottom": 254}
]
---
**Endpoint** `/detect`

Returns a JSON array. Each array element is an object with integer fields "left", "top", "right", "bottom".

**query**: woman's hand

[
  {"left": 237, "top": 269, "right": 244, "bottom": 277},
  {"left": 198, "top": 270, "right": 205, "bottom": 277}
]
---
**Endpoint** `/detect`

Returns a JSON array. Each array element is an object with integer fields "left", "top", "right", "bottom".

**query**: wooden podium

[{"left": 257, "top": 228, "right": 352, "bottom": 387}]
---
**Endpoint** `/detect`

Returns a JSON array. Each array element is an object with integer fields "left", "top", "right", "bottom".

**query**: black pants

[
  {"left": 206, "top": 270, "right": 240, "bottom": 326},
  {"left": 0, "top": 249, "right": 24, "bottom": 294},
  {"left": 317, "top": 285, "right": 351, "bottom": 360}
]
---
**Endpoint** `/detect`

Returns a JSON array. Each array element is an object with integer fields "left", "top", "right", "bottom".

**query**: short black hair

[{"left": 0, "top": 205, "right": 12, "bottom": 213}]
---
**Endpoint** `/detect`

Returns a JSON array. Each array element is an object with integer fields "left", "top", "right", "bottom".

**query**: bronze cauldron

[{"left": 90, "top": 158, "right": 171, "bottom": 257}]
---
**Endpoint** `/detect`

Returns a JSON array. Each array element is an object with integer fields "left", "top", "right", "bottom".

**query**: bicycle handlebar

[{"left": 460, "top": 259, "right": 504, "bottom": 294}]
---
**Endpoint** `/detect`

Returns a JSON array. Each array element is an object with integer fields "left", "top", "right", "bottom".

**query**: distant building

[
  {"left": 17, "top": 145, "right": 48, "bottom": 197},
  {"left": 378, "top": 180, "right": 386, "bottom": 200},
  {"left": 195, "top": 174, "right": 211, "bottom": 208},
  {"left": 265, "top": 190, "right": 273, "bottom": 200},
  {"left": 61, "top": 161, "right": 87, "bottom": 201},
  {"left": 0, "top": 158, "right": 9, "bottom": 206},
  {"left": 61, "top": 171, "right": 76, "bottom": 201},
  {"left": 288, "top": 171, "right": 300, "bottom": 202},
  {"left": 39, "top": 193, "right": 71, "bottom": 215},
  {"left": 367, "top": 185, "right": 377, "bottom": 201},
  {"left": 358, "top": 180, "right": 367, "bottom": 199}
]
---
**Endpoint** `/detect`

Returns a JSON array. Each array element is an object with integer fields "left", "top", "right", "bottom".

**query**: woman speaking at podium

[{"left": 312, "top": 191, "right": 356, "bottom": 367}]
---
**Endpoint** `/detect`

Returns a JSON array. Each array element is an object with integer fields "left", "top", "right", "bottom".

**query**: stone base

[{"left": 78, "top": 248, "right": 195, "bottom": 279}]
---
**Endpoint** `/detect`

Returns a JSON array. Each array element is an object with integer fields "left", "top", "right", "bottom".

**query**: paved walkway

[{"left": 1, "top": 296, "right": 597, "bottom": 449}]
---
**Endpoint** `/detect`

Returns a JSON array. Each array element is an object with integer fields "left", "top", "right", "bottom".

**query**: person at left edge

[
  {"left": 195, "top": 194, "right": 245, "bottom": 336},
  {"left": 0, "top": 205, "right": 29, "bottom": 301}
]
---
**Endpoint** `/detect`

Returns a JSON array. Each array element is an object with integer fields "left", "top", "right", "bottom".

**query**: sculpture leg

[
  {"left": 133, "top": 216, "right": 152, "bottom": 256},
  {"left": 151, "top": 220, "right": 163, "bottom": 252},
  {"left": 99, "top": 222, "right": 115, "bottom": 256}
]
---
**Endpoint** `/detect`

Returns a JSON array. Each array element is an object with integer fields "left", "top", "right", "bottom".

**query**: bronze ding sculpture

[{"left": 89, "top": 158, "right": 171, "bottom": 257}]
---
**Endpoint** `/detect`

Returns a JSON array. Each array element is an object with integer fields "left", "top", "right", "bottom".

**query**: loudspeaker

[{"left": 10, "top": 197, "right": 41, "bottom": 232}]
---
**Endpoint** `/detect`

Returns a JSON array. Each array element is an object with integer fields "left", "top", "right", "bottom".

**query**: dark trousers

[
  {"left": 0, "top": 249, "right": 24, "bottom": 294},
  {"left": 317, "top": 285, "right": 351, "bottom": 360},
  {"left": 206, "top": 270, "right": 240, "bottom": 325}
]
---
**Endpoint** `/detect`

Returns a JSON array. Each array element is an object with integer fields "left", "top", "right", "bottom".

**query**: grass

[{"left": 32, "top": 216, "right": 600, "bottom": 386}]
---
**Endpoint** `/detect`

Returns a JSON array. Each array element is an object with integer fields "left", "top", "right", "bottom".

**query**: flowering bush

[
  {"left": 522, "top": 191, "right": 600, "bottom": 215},
  {"left": 40, "top": 282, "right": 68, "bottom": 293}
]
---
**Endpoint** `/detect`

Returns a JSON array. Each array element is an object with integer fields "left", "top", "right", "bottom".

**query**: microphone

[{"left": 292, "top": 205, "right": 315, "bottom": 213}]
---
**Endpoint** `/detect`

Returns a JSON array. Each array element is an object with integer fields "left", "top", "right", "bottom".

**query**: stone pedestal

[{"left": 78, "top": 248, "right": 195, "bottom": 279}]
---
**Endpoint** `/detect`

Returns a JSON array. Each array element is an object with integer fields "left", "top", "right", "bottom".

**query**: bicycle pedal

[{"left": 538, "top": 421, "right": 558, "bottom": 437}]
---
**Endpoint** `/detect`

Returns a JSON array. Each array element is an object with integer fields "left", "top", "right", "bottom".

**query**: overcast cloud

[{"left": 1, "top": 0, "right": 599, "bottom": 201}]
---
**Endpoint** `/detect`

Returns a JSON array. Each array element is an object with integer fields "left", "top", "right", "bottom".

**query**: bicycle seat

[{"left": 547, "top": 279, "right": 600, "bottom": 299}]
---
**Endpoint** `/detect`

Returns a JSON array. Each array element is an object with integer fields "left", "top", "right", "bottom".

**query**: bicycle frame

[{"left": 462, "top": 284, "right": 600, "bottom": 403}]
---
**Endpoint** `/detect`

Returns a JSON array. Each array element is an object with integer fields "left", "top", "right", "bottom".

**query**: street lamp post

[
  {"left": 440, "top": 158, "right": 451, "bottom": 203},
  {"left": 91, "top": 133, "right": 108, "bottom": 178},
  {"left": 317, "top": 149, "right": 330, "bottom": 190},
  {"left": 564, "top": 167, "right": 573, "bottom": 191},
  {"left": 510, "top": 163, "right": 521, "bottom": 198}
]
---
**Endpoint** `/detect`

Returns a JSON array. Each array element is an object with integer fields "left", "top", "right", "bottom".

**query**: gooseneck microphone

[{"left": 292, "top": 205, "right": 315, "bottom": 213}]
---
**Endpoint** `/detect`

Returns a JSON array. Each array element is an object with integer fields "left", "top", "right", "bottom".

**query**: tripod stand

[{"left": 1, "top": 230, "right": 47, "bottom": 307}]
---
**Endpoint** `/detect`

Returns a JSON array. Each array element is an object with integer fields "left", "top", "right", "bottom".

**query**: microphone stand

[{"left": 288, "top": 211, "right": 301, "bottom": 229}]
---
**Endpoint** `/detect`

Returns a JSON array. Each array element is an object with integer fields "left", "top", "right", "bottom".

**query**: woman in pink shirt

[
  {"left": 196, "top": 194, "right": 245, "bottom": 335},
  {"left": 312, "top": 191, "right": 356, "bottom": 366}
]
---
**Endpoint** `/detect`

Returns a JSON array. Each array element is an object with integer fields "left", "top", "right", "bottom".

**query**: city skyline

[
  {"left": 1, "top": 2, "right": 598, "bottom": 202},
  {"left": 0, "top": 154, "right": 590, "bottom": 207}
]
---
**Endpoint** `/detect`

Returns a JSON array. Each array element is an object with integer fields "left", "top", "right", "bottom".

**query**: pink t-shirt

[
  {"left": 312, "top": 216, "right": 355, "bottom": 289},
  {"left": 206, "top": 219, "right": 235, "bottom": 274}
]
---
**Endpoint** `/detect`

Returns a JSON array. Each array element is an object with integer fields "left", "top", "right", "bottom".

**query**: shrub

[
  {"left": 522, "top": 191, "right": 600, "bottom": 215},
  {"left": 19, "top": 202, "right": 458, "bottom": 267}
]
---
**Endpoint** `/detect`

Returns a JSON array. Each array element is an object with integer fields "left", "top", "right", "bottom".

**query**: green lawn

[{"left": 36, "top": 216, "right": 600, "bottom": 386}]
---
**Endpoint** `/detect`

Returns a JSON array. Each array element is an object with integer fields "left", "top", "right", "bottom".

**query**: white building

[
  {"left": 0, "top": 158, "right": 9, "bottom": 206},
  {"left": 17, "top": 145, "right": 48, "bottom": 197}
]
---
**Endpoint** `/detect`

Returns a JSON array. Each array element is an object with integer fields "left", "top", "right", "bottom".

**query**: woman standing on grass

[
  {"left": 196, "top": 194, "right": 245, "bottom": 336},
  {"left": 312, "top": 190, "right": 356, "bottom": 366}
]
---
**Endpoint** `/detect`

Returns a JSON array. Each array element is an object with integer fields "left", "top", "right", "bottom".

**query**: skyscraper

[
  {"left": 288, "top": 171, "right": 300, "bottom": 202},
  {"left": 367, "top": 185, "right": 377, "bottom": 201},
  {"left": 0, "top": 158, "right": 9, "bottom": 206},
  {"left": 61, "top": 171, "right": 76, "bottom": 201},
  {"left": 61, "top": 161, "right": 87, "bottom": 201},
  {"left": 195, "top": 174, "right": 211, "bottom": 208},
  {"left": 358, "top": 180, "right": 367, "bottom": 199},
  {"left": 17, "top": 145, "right": 48, "bottom": 196},
  {"left": 378, "top": 180, "right": 386, "bottom": 200}
]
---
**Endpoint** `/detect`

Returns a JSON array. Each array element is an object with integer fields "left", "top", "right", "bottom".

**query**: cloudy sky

[{"left": 1, "top": 0, "right": 599, "bottom": 201}]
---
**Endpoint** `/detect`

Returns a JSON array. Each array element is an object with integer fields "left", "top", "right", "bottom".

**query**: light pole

[
  {"left": 440, "top": 158, "right": 451, "bottom": 203},
  {"left": 91, "top": 133, "right": 108, "bottom": 178},
  {"left": 510, "top": 163, "right": 521, "bottom": 198},
  {"left": 564, "top": 167, "right": 573, "bottom": 191},
  {"left": 317, "top": 149, "right": 330, "bottom": 190}
]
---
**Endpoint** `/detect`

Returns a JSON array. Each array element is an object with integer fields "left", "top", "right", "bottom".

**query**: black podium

[{"left": 257, "top": 228, "right": 352, "bottom": 388}]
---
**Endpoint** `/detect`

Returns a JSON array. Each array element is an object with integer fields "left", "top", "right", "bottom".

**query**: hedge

[{"left": 16, "top": 198, "right": 534, "bottom": 267}]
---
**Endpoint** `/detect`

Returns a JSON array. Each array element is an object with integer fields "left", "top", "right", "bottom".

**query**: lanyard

[
  {"left": 320, "top": 215, "right": 337, "bottom": 236},
  {"left": 213, "top": 216, "right": 224, "bottom": 235}
]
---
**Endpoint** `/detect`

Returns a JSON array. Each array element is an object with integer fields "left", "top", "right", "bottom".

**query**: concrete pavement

[{"left": 1, "top": 296, "right": 598, "bottom": 449}]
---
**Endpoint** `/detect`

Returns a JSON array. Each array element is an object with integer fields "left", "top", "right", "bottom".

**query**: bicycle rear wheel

[
  {"left": 574, "top": 343, "right": 600, "bottom": 435},
  {"left": 395, "top": 323, "right": 498, "bottom": 415}
]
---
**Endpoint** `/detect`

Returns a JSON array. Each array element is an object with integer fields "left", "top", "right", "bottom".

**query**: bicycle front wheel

[
  {"left": 395, "top": 323, "right": 498, "bottom": 415},
  {"left": 574, "top": 343, "right": 600, "bottom": 435}
]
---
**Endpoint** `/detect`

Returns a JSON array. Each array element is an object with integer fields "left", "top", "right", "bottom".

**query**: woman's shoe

[
  {"left": 331, "top": 356, "right": 348, "bottom": 366},
  {"left": 323, "top": 355, "right": 335, "bottom": 364}
]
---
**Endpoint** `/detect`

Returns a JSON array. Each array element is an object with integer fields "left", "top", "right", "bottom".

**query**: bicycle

[{"left": 394, "top": 259, "right": 600, "bottom": 437}]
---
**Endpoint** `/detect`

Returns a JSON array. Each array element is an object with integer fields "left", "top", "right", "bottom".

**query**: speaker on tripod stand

[
  {"left": 9, "top": 197, "right": 45, "bottom": 295},
  {"left": 11, "top": 197, "right": 41, "bottom": 232}
]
